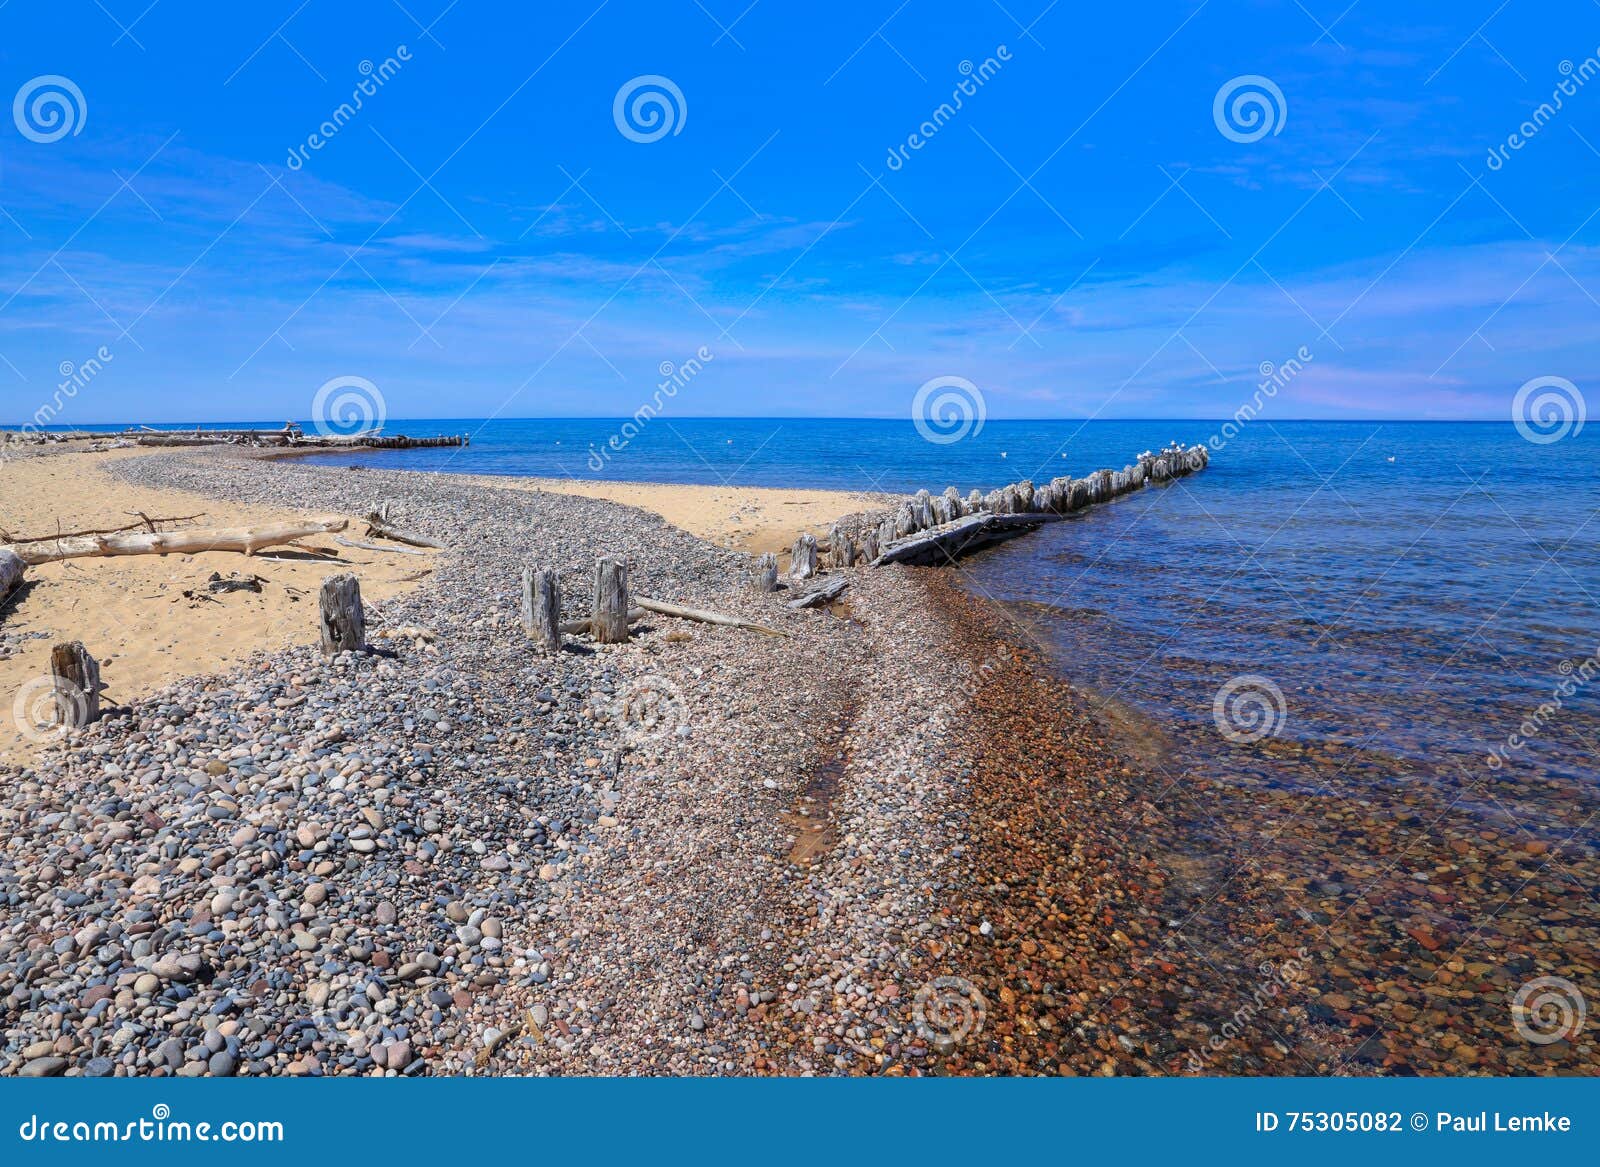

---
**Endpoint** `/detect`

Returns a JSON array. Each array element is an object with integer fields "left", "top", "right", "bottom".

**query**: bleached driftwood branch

[{"left": 4, "top": 517, "right": 349, "bottom": 566}]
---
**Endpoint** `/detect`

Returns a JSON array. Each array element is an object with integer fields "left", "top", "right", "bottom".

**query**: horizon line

[{"left": 7, "top": 416, "right": 1525, "bottom": 428}]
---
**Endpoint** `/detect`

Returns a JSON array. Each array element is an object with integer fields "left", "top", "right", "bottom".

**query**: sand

[
  {"left": 0, "top": 448, "right": 441, "bottom": 762},
  {"left": 0, "top": 448, "right": 877, "bottom": 761}
]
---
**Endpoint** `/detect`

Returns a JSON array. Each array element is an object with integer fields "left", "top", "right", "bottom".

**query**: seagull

[
  {"left": 1000, "top": 451, "right": 1008, "bottom": 458},
  {"left": 1386, "top": 455, "right": 1395, "bottom": 463}
]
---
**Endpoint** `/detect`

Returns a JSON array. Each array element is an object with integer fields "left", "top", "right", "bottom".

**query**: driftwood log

[
  {"left": 559, "top": 607, "right": 646, "bottom": 636},
  {"left": 0, "top": 549, "right": 25, "bottom": 611},
  {"left": 592, "top": 557, "right": 631, "bottom": 644},
  {"left": 635, "top": 596, "right": 788, "bottom": 638},
  {"left": 5, "top": 517, "right": 348, "bottom": 566},
  {"left": 561, "top": 599, "right": 787, "bottom": 639},
  {"left": 50, "top": 641, "right": 100, "bottom": 728},
  {"left": 786, "top": 575, "right": 848, "bottom": 610},
  {"left": 319, "top": 573, "right": 366, "bottom": 655},
  {"left": 334, "top": 535, "right": 427, "bottom": 557},
  {"left": 365, "top": 502, "right": 443, "bottom": 549},
  {"left": 521, "top": 566, "right": 562, "bottom": 654}
]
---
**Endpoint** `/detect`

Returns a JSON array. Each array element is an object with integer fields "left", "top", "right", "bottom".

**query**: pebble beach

[{"left": 1, "top": 445, "right": 1595, "bottom": 1078}]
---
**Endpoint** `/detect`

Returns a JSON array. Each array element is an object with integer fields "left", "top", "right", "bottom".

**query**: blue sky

[{"left": 2, "top": 0, "right": 1599, "bottom": 423}]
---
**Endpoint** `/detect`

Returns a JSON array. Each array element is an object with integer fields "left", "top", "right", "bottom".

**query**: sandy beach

[{"left": 0, "top": 447, "right": 877, "bottom": 762}]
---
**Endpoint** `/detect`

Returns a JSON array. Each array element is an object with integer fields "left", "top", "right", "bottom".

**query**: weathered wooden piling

[
  {"left": 751, "top": 552, "right": 778, "bottom": 592},
  {"left": 318, "top": 573, "right": 366, "bottom": 655},
  {"left": 49, "top": 641, "right": 100, "bottom": 728},
  {"left": 790, "top": 534, "right": 818, "bottom": 580},
  {"left": 0, "top": 549, "right": 25, "bottom": 613},
  {"left": 591, "top": 557, "right": 631, "bottom": 644},
  {"left": 521, "top": 566, "right": 562, "bottom": 654},
  {"left": 805, "top": 442, "right": 1212, "bottom": 571}
]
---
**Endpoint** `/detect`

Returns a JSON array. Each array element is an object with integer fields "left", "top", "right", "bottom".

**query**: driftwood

[
  {"left": 334, "top": 535, "right": 428, "bottom": 557},
  {"left": 5, "top": 517, "right": 348, "bottom": 566},
  {"left": 559, "top": 607, "right": 645, "bottom": 636},
  {"left": 365, "top": 502, "right": 443, "bottom": 550},
  {"left": 0, "top": 549, "right": 25, "bottom": 611},
  {"left": 319, "top": 573, "right": 366, "bottom": 655},
  {"left": 592, "top": 557, "right": 631, "bottom": 644},
  {"left": 786, "top": 575, "right": 848, "bottom": 610},
  {"left": 521, "top": 566, "right": 561, "bottom": 654},
  {"left": 634, "top": 596, "right": 789, "bottom": 638},
  {"left": 50, "top": 641, "right": 101, "bottom": 728},
  {"left": 0, "top": 513, "right": 206, "bottom": 545}
]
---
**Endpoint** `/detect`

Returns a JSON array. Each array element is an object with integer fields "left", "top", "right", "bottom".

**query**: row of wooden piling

[
  {"left": 125, "top": 425, "right": 467, "bottom": 450},
  {"left": 795, "top": 441, "right": 1211, "bottom": 574}
]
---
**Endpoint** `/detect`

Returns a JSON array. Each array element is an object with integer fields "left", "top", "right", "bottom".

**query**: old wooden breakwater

[
  {"left": 121, "top": 424, "right": 467, "bottom": 450},
  {"left": 800, "top": 441, "right": 1210, "bottom": 574}
]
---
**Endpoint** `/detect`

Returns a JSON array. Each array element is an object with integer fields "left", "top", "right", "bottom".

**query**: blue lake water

[{"left": 43, "top": 417, "right": 1600, "bottom": 801}]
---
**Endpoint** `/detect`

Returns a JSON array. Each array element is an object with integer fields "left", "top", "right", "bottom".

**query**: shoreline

[
  {"left": 2, "top": 442, "right": 1193, "bottom": 1076},
  {"left": 2, "top": 445, "right": 1594, "bottom": 1078}
]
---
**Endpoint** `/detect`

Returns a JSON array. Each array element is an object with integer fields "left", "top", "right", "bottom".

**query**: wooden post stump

[
  {"left": 521, "top": 566, "right": 561, "bottom": 654},
  {"left": 0, "top": 549, "right": 25, "bottom": 612},
  {"left": 319, "top": 573, "right": 366, "bottom": 655},
  {"left": 751, "top": 552, "right": 778, "bottom": 592},
  {"left": 591, "top": 557, "right": 630, "bottom": 643},
  {"left": 790, "top": 533, "right": 818, "bottom": 580},
  {"left": 50, "top": 641, "right": 100, "bottom": 728}
]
